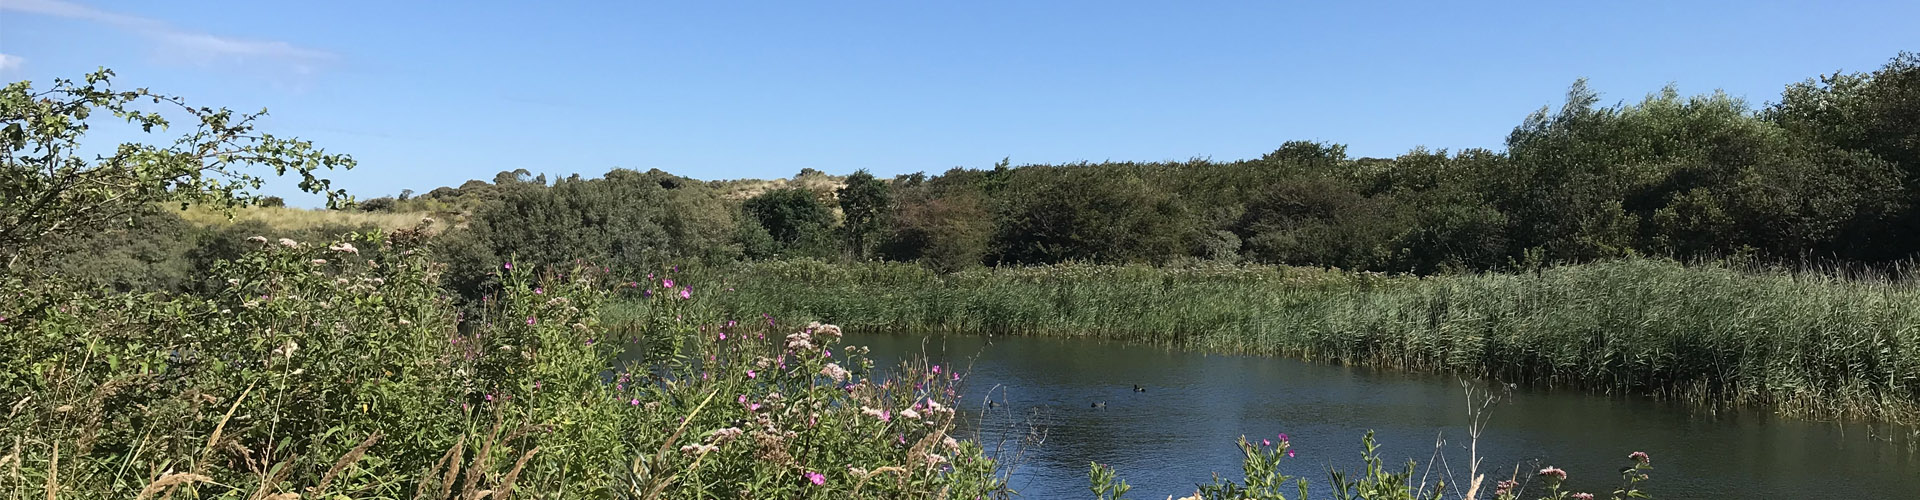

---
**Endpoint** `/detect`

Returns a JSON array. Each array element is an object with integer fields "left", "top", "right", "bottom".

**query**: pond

[{"left": 851, "top": 332, "right": 1920, "bottom": 499}]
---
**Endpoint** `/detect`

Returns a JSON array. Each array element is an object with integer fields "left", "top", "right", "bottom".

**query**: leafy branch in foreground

[{"left": 0, "top": 68, "right": 354, "bottom": 261}]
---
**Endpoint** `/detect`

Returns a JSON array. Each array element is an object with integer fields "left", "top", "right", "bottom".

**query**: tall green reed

[{"left": 690, "top": 259, "right": 1920, "bottom": 424}]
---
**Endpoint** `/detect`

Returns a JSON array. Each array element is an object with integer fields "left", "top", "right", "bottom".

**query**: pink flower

[
  {"left": 1630, "top": 451, "right": 1651, "bottom": 464},
  {"left": 1286, "top": 449, "right": 1295, "bottom": 458},
  {"left": 1262, "top": 439, "right": 1272, "bottom": 447},
  {"left": 534, "top": 287, "right": 544, "bottom": 295},
  {"left": 663, "top": 278, "right": 675, "bottom": 289},
  {"left": 719, "top": 332, "right": 727, "bottom": 340},
  {"left": 1278, "top": 433, "right": 1289, "bottom": 442},
  {"left": 747, "top": 369, "right": 757, "bottom": 379},
  {"left": 1571, "top": 494, "right": 1594, "bottom": 500},
  {"left": 805, "top": 471, "right": 825, "bottom": 486},
  {"left": 503, "top": 262, "right": 512, "bottom": 270},
  {"left": 629, "top": 398, "right": 640, "bottom": 406},
  {"left": 931, "top": 365, "right": 941, "bottom": 375},
  {"left": 1538, "top": 466, "right": 1567, "bottom": 481},
  {"left": 485, "top": 394, "right": 494, "bottom": 402},
  {"left": 679, "top": 287, "right": 692, "bottom": 300},
  {"left": 525, "top": 317, "right": 537, "bottom": 325}
]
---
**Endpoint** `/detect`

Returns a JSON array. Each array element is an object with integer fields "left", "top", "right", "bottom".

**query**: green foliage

[
  {"left": 743, "top": 187, "right": 837, "bottom": 259},
  {"left": 443, "top": 168, "right": 739, "bottom": 298},
  {"left": 0, "top": 68, "right": 353, "bottom": 259},
  {"left": 987, "top": 165, "right": 1192, "bottom": 265},
  {"left": 1191, "top": 435, "right": 1311, "bottom": 500},
  {"left": 1098, "top": 431, "right": 1652, "bottom": 500},
  {"left": 2, "top": 228, "right": 1007, "bottom": 498},
  {"left": 836, "top": 170, "right": 891, "bottom": 260},
  {"left": 1089, "top": 462, "right": 1134, "bottom": 500}
]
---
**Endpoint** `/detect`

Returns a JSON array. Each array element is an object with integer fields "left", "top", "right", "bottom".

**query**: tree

[
  {"left": 1766, "top": 52, "right": 1920, "bottom": 260},
  {"left": 0, "top": 69, "right": 353, "bottom": 262},
  {"left": 743, "top": 188, "right": 835, "bottom": 258},
  {"left": 988, "top": 167, "right": 1190, "bottom": 265},
  {"left": 836, "top": 169, "right": 890, "bottom": 259}
]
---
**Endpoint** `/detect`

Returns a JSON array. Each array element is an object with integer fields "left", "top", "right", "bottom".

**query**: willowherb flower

[
  {"left": 679, "top": 287, "right": 692, "bottom": 299},
  {"left": 663, "top": 278, "right": 675, "bottom": 289},
  {"left": 1630, "top": 451, "right": 1650, "bottom": 464},
  {"left": 1538, "top": 466, "right": 1567, "bottom": 481},
  {"left": 804, "top": 471, "right": 825, "bottom": 486},
  {"left": 747, "top": 369, "right": 757, "bottom": 379},
  {"left": 526, "top": 317, "right": 537, "bottom": 325}
]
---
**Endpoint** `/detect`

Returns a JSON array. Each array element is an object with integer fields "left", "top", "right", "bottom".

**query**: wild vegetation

[
  {"left": 4, "top": 53, "right": 1918, "bottom": 497},
  {"left": 694, "top": 259, "right": 1920, "bottom": 424}
]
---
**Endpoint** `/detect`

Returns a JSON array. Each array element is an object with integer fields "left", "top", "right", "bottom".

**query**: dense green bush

[
  {"left": 441, "top": 168, "right": 740, "bottom": 298},
  {"left": 742, "top": 187, "right": 838, "bottom": 259}
]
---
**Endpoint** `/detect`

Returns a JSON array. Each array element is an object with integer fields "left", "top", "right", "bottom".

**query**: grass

[
  {"left": 170, "top": 203, "right": 447, "bottom": 232},
  {"left": 679, "top": 258, "right": 1920, "bottom": 425}
]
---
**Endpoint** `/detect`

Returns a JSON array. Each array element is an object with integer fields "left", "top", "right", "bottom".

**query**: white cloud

[
  {"left": 0, "top": 0, "right": 336, "bottom": 70},
  {"left": 0, "top": 53, "right": 23, "bottom": 72}
]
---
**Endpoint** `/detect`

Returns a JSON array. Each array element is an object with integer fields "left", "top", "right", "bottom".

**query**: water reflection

[{"left": 853, "top": 332, "right": 1919, "bottom": 499}]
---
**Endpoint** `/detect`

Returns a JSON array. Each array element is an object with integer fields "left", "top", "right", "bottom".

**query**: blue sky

[{"left": 2, "top": 1, "right": 1917, "bottom": 206}]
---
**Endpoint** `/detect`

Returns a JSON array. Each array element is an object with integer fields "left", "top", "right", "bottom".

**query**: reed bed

[{"left": 678, "top": 259, "right": 1920, "bottom": 424}]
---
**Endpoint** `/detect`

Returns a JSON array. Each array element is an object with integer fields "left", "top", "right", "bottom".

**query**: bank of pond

[{"left": 692, "top": 258, "right": 1920, "bottom": 426}]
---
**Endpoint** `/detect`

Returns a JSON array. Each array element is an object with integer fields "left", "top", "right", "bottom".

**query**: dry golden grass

[
  {"left": 170, "top": 204, "right": 447, "bottom": 232},
  {"left": 710, "top": 172, "right": 851, "bottom": 200}
]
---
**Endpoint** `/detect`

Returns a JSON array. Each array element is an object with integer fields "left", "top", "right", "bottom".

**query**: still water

[{"left": 852, "top": 332, "right": 1919, "bottom": 499}]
